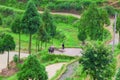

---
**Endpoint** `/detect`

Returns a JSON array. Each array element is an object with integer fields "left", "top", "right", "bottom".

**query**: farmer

[{"left": 62, "top": 43, "right": 64, "bottom": 49}]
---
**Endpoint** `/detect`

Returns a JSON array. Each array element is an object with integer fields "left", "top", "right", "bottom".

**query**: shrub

[
  {"left": 116, "top": 68, "right": 120, "bottom": 80},
  {"left": 53, "top": 14, "right": 78, "bottom": 24},
  {"left": 13, "top": 54, "right": 19, "bottom": 63},
  {"left": 104, "top": 6, "right": 116, "bottom": 17},
  {"left": 17, "top": 55, "right": 48, "bottom": 80}
]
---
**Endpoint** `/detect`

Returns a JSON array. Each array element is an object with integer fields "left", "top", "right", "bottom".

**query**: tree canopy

[
  {"left": 17, "top": 55, "right": 48, "bottom": 80},
  {"left": 79, "top": 43, "right": 115, "bottom": 80},
  {"left": 21, "top": 0, "right": 40, "bottom": 54},
  {"left": 78, "top": 3, "right": 110, "bottom": 40}
]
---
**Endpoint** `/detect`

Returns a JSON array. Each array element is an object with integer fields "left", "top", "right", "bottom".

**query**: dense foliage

[
  {"left": 17, "top": 55, "right": 48, "bottom": 80},
  {"left": 21, "top": 0, "right": 40, "bottom": 54},
  {"left": 11, "top": 15, "right": 23, "bottom": 61},
  {"left": 78, "top": 3, "right": 110, "bottom": 41},
  {"left": 116, "top": 68, "right": 120, "bottom": 80},
  {"left": 0, "top": 33, "right": 16, "bottom": 68},
  {"left": 79, "top": 43, "right": 115, "bottom": 80},
  {"left": 42, "top": 9, "right": 56, "bottom": 42}
]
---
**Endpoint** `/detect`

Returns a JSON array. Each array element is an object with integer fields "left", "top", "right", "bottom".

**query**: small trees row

[
  {"left": 0, "top": 33, "right": 15, "bottom": 68},
  {"left": 11, "top": 0, "right": 56, "bottom": 55}
]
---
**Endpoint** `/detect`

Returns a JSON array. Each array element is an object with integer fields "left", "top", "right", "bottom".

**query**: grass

[
  {"left": 0, "top": 22, "right": 80, "bottom": 53},
  {"left": 0, "top": 51, "right": 75, "bottom": 80}
]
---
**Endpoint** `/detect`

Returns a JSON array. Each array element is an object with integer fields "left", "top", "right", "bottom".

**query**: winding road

[{"left": 0, "top": 10, "right": 118, "bottom": 80}]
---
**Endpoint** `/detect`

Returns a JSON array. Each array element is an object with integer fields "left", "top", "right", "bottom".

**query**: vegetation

[
  {"left": 79, "top": 43, "right": 115, "bottom": 80},
  {"left": 0, "top": 15, "right": 2, "bottom": 25},
  {"left": 11, "top": 15, "right": 22, "bottom": 62},
  {"left": 77, "top": 3, "right": 110, "bottom": 41},
  {"left": 17, "top": 55, "right": 48, "bottom": 80},
  {"left": 116, "top": 14, "right": 120, "bottom": 43},
  {"left": 1, "top": 34, "right": 16, "bottom": 68},
  {"left": 42, "top": 8, "right": 56, "bottom": 45},
  {"left": 116, "top": 68, "right": 120, "bottom": 80},
  {"left": 0, "top": 0, "right": 119, "bottom": 80},
  {"left": 21, "top": 0, "right": 40, "bottom": 54}
]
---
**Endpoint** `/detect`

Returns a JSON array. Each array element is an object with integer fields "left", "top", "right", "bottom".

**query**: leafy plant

[
  {"left": 80, "top": 43, "right": 115, "bottom": 80},
  {"left": 13, "top": 54, "right": 19, "bottom": 63},
  {"left": 17, "top": 55, "right": 48, "bottom": 80}
]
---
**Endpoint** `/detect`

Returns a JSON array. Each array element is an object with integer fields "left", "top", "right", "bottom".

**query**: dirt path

[
  {"left": 0, "top": 52, "right": 28, "bottom": 73},
  {"left": 105, "top": 19, "right": 119, "bottom": 45},
  {"left": 46, "top": 62, "right": 66, "bottom": 80},
  {"left": 54, "top": 48, "right": 82, "bottom": 56},
  {"left": 38, "top": 11, "right": 81, "bottom": 18}
]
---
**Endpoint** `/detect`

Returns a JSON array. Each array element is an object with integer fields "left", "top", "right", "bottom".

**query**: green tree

[
  {"left": 80, "top": 43, "right": 115, "bottom": 80},
  {"left": 116, "top": 14, "right": 120, "bottom": 43},
  {"left": 116, "top": 68, "right": 120, "bottom": 80},
  {"left": 0, "top": 38, "right": 4, "bottom": 54},
  {"left": 42, "top": 8, "right": 56, "bottom": 44},
  {"left": 17, "top": 55, "right": 48, "bottom": 80},
  {"left": 38, "top": 25, "right": 50, "bottom": 48},
  {"left": 21, "top": 0, "right": 40, "bottom": 54},
  {"left": 11, "top": 15, "right": 22, "bottom": 62},
  {"left": 2, "top": 34, "right": 16, "bottom": 68},
  {"left": 78, "top": 3, "right": 110, "bottom": 40}
]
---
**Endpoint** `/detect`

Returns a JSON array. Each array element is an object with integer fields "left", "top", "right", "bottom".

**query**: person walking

[{"left": 62, "top": 43, "right": 64, "bottom": 49}]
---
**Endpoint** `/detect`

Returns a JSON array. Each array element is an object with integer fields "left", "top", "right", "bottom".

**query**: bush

[
  {"left": 104, "top": 6, "right": 116, "bottom": 17},
  {"left": 116, "top": 68, "right": 120, "bottom": 80},
  {"left": 117, "top": 43, "right": 120, "bottom": 49},
  {"left": 18, "top": 55, "right": 48, "bottom": 80},
  {"left": 53, "top": 14, "right": 78, "bottom": 24},
  {"left": 55, "top": 30, "right": 66, "bottom": 42},
  {"left": 13, "top": 54, "right": 19, "bottom": 63}
]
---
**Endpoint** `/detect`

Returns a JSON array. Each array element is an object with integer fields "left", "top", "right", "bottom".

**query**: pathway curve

[
  {"left": 0, "top": 10, "right": 118, "bottom": 80},
  {"left": 0, "top": 52, "right": 28, "bottom": 73},
  {"left": 39, "top": 10, "right": 118, "bottom": 45},
  {"left": 105, "top": 19, "right": 119, "bottom": 45},
  {"left": 46, "top": 62, "right": 66, "bottom": 80},
  {"left": 54, "top": 48, "right": 82, "bottom": 57}
]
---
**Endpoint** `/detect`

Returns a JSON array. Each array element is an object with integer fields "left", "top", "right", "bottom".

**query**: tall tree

[
  {"left": 42, "top": 8, "right": 56, "bottom": 44},
  {"left": 21, "top": 0, "right": 40, "bottom": 54},
  {"left": 116, "top": 14, "right": 120, "bottom": 43},
  {"left": 2, "top": 34, "right": 16, "bottom": 68},
  {"left": 17, "top": 55, "right": 48, "bottom": 80},
  {"left": 79, "top": 43, "right": 115, "bottom": 80},
  {"left": 11, "top": 15, "right": 22, "bottom": 62},
  {"left": 78, "top": 3, "right": 110, "bottom": 41}
]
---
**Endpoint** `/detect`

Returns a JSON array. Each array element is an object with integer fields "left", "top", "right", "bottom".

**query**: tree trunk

[
  {"left": 29, "top": 33, "right": 32, "bottom": 54},
  {"left": 36, "top": 39, "right": 38, "bottom": 53},
  {"left": 119, "top": 32, "right": 120, "bottom": 44},
  {"left": 19, "top": 32, "right": 21, "bottom": 62},
  {"left": 82, "top": 40, "right": 85, "bottom": 45},
  {"left": 7, "top": 50, "right": 9, "bottom": 69},
  {"left": 41, "top": 41, "right": 43, "bottom": 50},
  {"left": 38, "top": 41, "right": 40, "bottom": 51}
]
